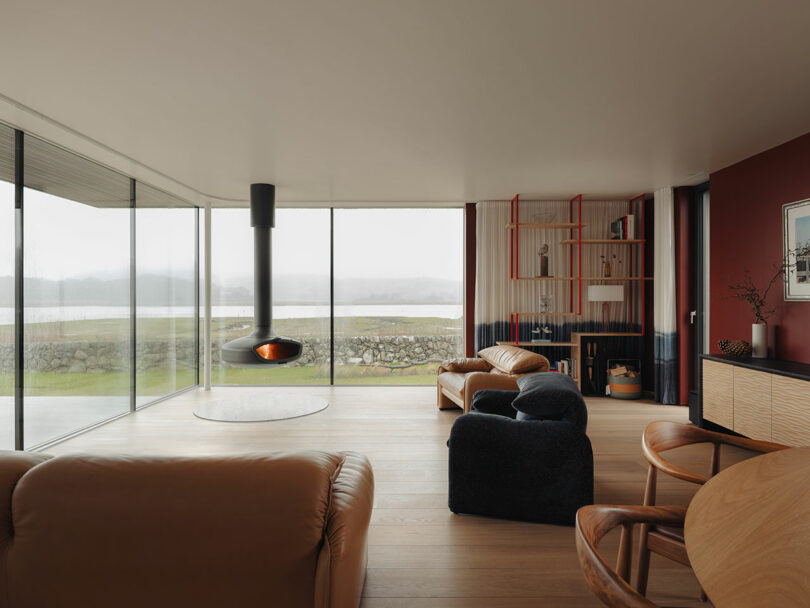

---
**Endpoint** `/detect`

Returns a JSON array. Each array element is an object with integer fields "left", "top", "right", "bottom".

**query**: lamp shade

[{"left": 588, "top": 285, "right": 624, "bottom": 302}]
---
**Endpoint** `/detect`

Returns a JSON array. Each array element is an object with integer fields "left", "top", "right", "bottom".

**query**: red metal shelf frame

[{"left": 508, "top": 194, "right": 647, "bottom": 345}]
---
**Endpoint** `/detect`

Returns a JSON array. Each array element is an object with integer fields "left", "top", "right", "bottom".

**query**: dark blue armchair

[{"left": 448, "top": 386, "right": 594, "bottom": 525}]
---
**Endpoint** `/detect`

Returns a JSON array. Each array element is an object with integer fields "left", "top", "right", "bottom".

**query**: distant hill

[{"left": 0, "top": 275, "right": 462, "bottom": 306}]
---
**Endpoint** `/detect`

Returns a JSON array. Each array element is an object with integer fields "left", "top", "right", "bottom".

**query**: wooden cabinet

[
  {"left": 702, "top": 360, "right": 734, "bottom": 430},
  {"left": 772, "top": 375, "right": 810, "bottom": 446},
  {"left": 701, "top": 356, "right": 810, "bottom": 447},
  {"left": 732, "top": 368, "right": 772, "bottom": 442}
]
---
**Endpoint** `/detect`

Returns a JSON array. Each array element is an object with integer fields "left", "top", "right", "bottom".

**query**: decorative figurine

[
  {"left": 538, "top": 244, "right": 550, "bottom": 277},
  {"left": 531, "top": 326, "right": 552, "bottom": 343}
]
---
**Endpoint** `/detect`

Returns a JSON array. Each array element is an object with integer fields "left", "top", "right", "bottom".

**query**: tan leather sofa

[
  {"left": 0, "top": 450, "right": 373, "bottom": 608},
  {"left": 437, "top": 344, "right": 550, "bottom": 412}
]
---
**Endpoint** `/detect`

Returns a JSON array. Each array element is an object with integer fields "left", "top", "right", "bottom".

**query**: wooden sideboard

[{"left": 700, "top": 354, "right": 810, "bottom": 446}]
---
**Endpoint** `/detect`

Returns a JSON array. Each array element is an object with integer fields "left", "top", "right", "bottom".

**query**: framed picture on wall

[{"left": 783, "top": 198, "right": 810, "bottom": 301}]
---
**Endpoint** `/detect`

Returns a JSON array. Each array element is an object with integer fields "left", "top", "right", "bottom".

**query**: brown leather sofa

[
  {"left": 437, "top": 344, "right": 550, "bottom": 412},
  {"left": 0, "top": 450, "right": 374, "bottom": 608}
]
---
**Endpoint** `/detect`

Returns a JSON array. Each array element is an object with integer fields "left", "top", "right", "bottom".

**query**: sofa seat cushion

[
  {"left": 478, "top": 345, "right": 548, "bottom": 374},
  {"left": 438, "top": 371, "right": 468, "bottom": 395},
  {"left": 512, "top": 372, "right": 588, "bottom": 431}
]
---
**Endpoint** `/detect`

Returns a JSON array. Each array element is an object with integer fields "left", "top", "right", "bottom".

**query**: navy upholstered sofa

[{"left": 447, "top": 373, "right": 594, "bottom": 526}]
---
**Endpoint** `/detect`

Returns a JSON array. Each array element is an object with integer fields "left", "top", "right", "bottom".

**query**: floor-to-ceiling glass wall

[
  {"left": 0, "top": 125, "right": 15, "bottom": 449},
  {"left": 333, "top": 209, "right": 463, "bottom": 384},
  {"left": 22, "top": 135, "right": 131, "bottom": 448},
  {"left": 211, "top": 208, "right": 330, "bottom": 384},
  {"left": 135, "top": 185, "right": 197, "bottom": 406}
]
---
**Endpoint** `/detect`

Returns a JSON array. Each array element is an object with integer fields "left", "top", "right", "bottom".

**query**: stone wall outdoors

[{"left": 2, "top": 335, "right": 462, "bottom": 373}]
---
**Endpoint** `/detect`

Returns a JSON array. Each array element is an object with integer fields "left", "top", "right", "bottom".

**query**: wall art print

[{"left": 783, "top": 198, "right": 810, "bottom": 301}]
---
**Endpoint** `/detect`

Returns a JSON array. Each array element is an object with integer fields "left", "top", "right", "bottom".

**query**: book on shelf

[
  {"left": 553, "top": 358, "right": 577, "bottom": 379},
  {"left": 610, "top": 215, "right": 635, "bottom": 240}
]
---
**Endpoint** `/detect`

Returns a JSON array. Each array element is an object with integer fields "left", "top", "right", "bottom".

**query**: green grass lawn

[
  {"left": 0, "top": 363, "right": 438, "bottom": 397},
  {"left": 0, "top": 315, "right": 461, "bottom": 342}
]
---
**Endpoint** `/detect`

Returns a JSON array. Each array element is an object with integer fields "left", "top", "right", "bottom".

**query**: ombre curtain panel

[{"left": 653, "top": 187, "right": 678, "bottom": 404}]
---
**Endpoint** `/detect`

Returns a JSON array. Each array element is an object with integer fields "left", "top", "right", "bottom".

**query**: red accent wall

[{"left": 709, "top": 132, "right": 810, "bottom": 363}]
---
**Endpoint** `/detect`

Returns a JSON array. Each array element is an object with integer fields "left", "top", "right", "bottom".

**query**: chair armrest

[
  {"left": 470, "top": 390, "right": 519, "bottom": 418},
  {"left": 315, "top": 452, "right": 374, "bottom": 608},
  {"left": 438, "top": 358, "right": 493, "bottom": 374}
]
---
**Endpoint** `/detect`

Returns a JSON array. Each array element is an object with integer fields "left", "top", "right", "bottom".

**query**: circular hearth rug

[{"left": 193, "top": 394, "right": 328, "bottom": 422}]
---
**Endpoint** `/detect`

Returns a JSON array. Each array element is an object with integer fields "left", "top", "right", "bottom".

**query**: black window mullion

[
  {"left": 14, "top": 130, "right": 23, "bottom": 450},
  {"left": 130, "top": 179, "right": 136, "bottom": 412},
  {"left": 330, "top": 207, "right": 335, "bottom": 385}
]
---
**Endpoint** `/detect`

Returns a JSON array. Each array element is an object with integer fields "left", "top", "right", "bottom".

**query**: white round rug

[{"left": 193, "top": 394, "right": 328, "bottom": 422}]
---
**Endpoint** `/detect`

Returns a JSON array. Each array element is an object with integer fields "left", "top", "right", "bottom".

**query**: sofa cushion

[
  {"left": 512, "top": 372, "right": 588, "bottom": 431},
  {"left": 477, "top": 345, "right": 547, "bottom": 374}
]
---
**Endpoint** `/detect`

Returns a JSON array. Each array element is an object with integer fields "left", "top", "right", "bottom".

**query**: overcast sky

[{"left": 0, "top": 182, "right": 463, "bottom": 284}]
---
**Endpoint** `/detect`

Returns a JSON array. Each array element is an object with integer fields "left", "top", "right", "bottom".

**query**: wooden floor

[{"left": 46, "top": 386, "right": 733, "bottom": 607}]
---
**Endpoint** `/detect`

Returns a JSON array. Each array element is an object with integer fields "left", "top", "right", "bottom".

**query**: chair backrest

[
  {"left": 641, "top": 421, "right": 788, "bottom": 487},
  {"left": 575, "top": 505, "right": 686, "bottom": 608}
]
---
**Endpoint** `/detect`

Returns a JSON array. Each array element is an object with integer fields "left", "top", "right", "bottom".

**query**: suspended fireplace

[{"left": 221, "top": 183, "right": 303, "bottom": 366}]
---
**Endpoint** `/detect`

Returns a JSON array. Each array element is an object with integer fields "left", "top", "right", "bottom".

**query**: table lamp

[{"left": 588, "top": 285, "right": 624, "bottom": 332}]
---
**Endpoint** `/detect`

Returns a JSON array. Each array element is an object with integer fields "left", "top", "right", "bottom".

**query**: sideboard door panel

[
  {"left": 703, "top": 360, "right": 734, "bottom": 429},
  {"left": 732, "top": 368, "right": 772, "bottom": 442},
  {"left": 772, "top": 376, "right": 810, "bottom": 447}
]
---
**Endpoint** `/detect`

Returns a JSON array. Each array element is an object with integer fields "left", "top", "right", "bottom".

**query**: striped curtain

[
  {"left": 475, "top": 200, "right": 642, "bottom": 362},
  {"left": 653, "top": 188, "right": 678, "bottom": 404}
]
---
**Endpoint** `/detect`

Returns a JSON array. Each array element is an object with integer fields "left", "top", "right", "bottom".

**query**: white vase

[{"left": 751, "top": 323, "right": 768, "bottom": 358}]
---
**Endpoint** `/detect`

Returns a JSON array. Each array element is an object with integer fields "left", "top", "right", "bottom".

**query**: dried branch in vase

[{"left": 728, "top": 245, "right": 810, "bottom": 323}]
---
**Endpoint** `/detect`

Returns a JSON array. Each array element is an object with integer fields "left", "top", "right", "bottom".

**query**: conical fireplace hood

[{"left": 221, "top": 184, "right": 303, "bottom": 366}]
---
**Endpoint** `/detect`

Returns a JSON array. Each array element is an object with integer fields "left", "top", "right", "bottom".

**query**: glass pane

[
  {"left": 0, "top": 124, "right": 15, "bottom": 449},
  {"left": 334, "top": 209, "right": 463, "bottom": 385},
  {"left": 23, "top": 136, "right": 130, "bottom": 448},
  {"left": 211, "top": 208, "right": 330, "bottom": 384},
  {"left": 136, "top": 185, "right": 197, "bottom": 406}
]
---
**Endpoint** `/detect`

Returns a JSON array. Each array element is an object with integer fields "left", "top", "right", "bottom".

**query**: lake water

[{"left": 0, "top": 304, "right": 463, "bottom": 325}]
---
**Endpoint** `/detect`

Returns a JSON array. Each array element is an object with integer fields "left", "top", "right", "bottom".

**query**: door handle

[{"left": 689, "top": 310, "right": 697, "bottom": 325}]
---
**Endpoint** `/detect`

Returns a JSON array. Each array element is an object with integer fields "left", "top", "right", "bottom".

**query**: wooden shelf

[
  {"left": 506, "top": 222, "right": 586, "bottom": 230},
  {"left": 580, "top": 277, "right": 653, "bottom": 281},
  {"left": 571, "top": 332, "right": 644, "bottom": 337},
  {"left": 497, "top": 341, "right": 577, "bottom": 347},
  {"left": 560, "top": 239, "right": 645, "bottom": 244},
  {"left": 512, "top": 277, "right": 653, "bottom": 281},
  {"left": 511, "top": 312, "right": 578, "bottom": 316},
  {"left": 511, "top": 277, "right": 579, "bottom": 281}
]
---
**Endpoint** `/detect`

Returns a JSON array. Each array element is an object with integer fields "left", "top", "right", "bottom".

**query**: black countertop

[{"left": 701, "top": 354, "right": 810, "bottom": 381}]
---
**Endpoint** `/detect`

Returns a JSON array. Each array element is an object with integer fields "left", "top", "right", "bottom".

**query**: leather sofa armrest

[
  {"left": 462, "top": 372, "right": 520, "bottom": 412},
  {"left": 0, "top": 452, "right": 51, "bottom": 544},
  {"left": 315, "top": 452, "right": 375, "bottom": 608},
  {"left": 438, "top": 358, "right": 493, "bottom": 375}
]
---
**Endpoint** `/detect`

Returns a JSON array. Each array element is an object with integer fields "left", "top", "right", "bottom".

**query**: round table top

[{"left": 684, "top": 446, "right": 810, "bottom": 607}]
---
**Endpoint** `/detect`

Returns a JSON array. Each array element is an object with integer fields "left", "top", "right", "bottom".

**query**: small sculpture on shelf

[
  {"left": 537, "top": 244, "right": 550, "bottom": 277},
  {"left": 531, "top": 326, "right": 552, "bottom": 344},
  {"left": 600, "top": 254, "right": 620, "bottom": 278},
  {"left": 538, "top": 294, "right": 554, "bottom": 314}
]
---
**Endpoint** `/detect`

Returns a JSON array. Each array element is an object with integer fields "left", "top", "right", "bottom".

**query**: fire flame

[{"left": 255, "top": 342, "right": 298, "bottom": 361}]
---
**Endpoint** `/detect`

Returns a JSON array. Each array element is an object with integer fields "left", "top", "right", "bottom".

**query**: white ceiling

[{"left": 1, "top": 0, "right": 810, "bottom": 205}]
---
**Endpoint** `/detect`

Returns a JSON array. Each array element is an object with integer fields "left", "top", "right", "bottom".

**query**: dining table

[{"left": 684, "top": 445, "right": 810, "bottom": 607}]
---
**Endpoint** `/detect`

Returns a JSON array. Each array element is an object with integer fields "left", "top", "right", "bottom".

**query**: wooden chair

[
  {"left": 576, "top": 504, "right": 687, "bottom": 608},
  {"left": 635, "top": 421, "right": 788, "bottom": 599}
]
